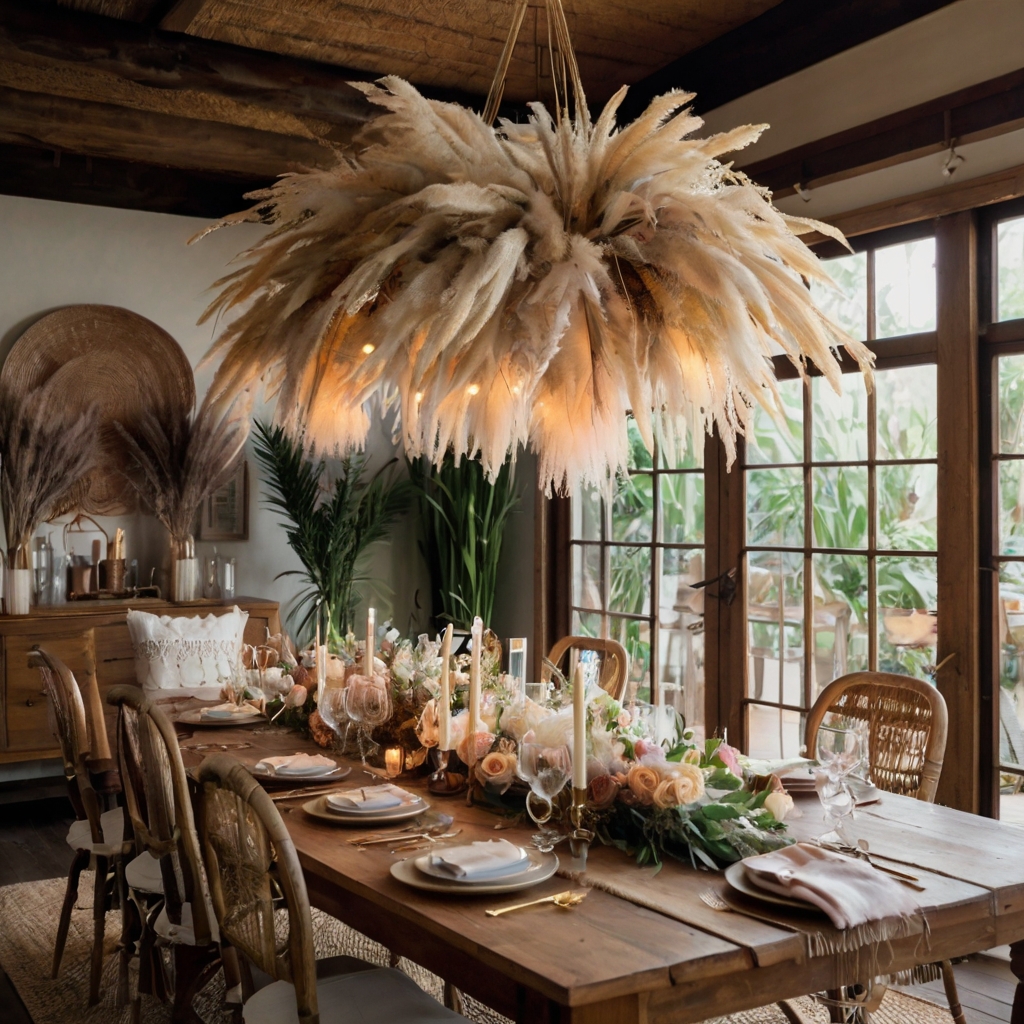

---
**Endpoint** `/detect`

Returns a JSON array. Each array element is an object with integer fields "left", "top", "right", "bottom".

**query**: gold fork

[{"left": 485, "top": 890, "right": 587, "bottom": 917}]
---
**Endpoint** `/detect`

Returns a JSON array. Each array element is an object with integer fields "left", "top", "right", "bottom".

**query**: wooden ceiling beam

[
  {"left": 619, "top": 0, "right": 959, "bottom": 122},
  {"left": 744, "top": 67, "right": 1024, "bottom": 199}
]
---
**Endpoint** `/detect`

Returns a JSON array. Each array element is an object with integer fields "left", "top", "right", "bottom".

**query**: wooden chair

[
  {"left": 196, "top": 753, "right": 471, "bottom": 1024},
  {"left": 545, "top": 636, "right": 629, "bottom": 701},
  {"left": 108, "top": 684, "right": 226, "bottom": 1024},
  {"left": 34, "top": 646, "right": 133, "bottom": 1006},
  {"left": 802, "top": 672, "right": 962, "bottom": 1024}
]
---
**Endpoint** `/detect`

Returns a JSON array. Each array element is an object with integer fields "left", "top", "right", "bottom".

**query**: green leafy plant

[
  {"left": 252, "top": 421, "right": 411, "bottom": 643},
  {"left": 409, "top": 453, "right": 520, "bottom": 629}
]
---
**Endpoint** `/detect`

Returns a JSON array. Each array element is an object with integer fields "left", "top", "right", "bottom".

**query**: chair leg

[
  {"left": 778, "top": 999, "right": 817, "bottom": 1024},
  {"left": 53, "top": 848, "right": 90, "bottom": 979},
  {"left": 89, "top": 855, "right": 108, "bottom": 1006},
  {"left": 444, "top": 982, "right": 466, "bottom": 1014},
  {"left": 170, "top": 944, "right": 220, "bottom": 1024},
  {"left": 940, "top": 960, "right": 967, "bottom": 1024}
]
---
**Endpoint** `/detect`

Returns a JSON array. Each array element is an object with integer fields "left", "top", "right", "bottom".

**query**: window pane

[
  {"left": 877, "top": 463, "right": 937, "bottom": 552},
  {"left": 877, "top": 555, "right": 937, "bottom": 678},
  {"left": 611, "top": 473, "right": 652, "bottom": 543},
  {"left": 571, "top": 543, "right": 602, "bottom": 611},
  {"left": 746, "top": 377, "right": 803, "bottom": 465},
  {"left": 660, "top": 473, "right": 704, "bottom": 544},
  {"left": 572, "top": 485, "right": 602, "bottom": 541},
  {"left": 658, "top": 548, "right": 705, "bottom": 738},
  {"left": 999, "top": 354, "right": 1024, "bottom": 455},
  {"left": 659, "top": 420, "right": 704, "bottom": 470},
  {"left": 626, "top": 416, "right": 653, "bottom": 470},
  {"left": 810, "top": 251, "right": 868, "bottom": 341},
  {"left": 608, "top": 545, "right": 651, "bottom": 616},
  {"left": 746, "top": 704, "right": 805, "bottom": 760},
  {"left": 572, "top": 609, "right": 601, "bottom": 638},
  {"left": 747, "top": 467, "right": 804, "bottom": 547},
  {"left": 998, "top": 561, "right": 1024, "bottom": 772},
  {"left": 875, "top": 237, "right": 936, "bottom": 339},
  {"left": 813, "top": 553, "right": 869, "bottom": 698},
  {"left": 1000, "top": 461, "right": 1024, "bottom": 556},
  {"left": 608, "top": 614, "right": 650, "bottom": 702},
  {"left": 747, "top": 550, "right": 804, "bottom": 706},
  {"left": 812, "top": 374, "right": 868, "bottom": 462},
  {"left": 998, "top": 216, "right": 1024, "bottom": 323},
  {"left": 876, "top": 365, "right": 938, "bottom": 460},
  {"left": 812, "top": 466, "right": 868, "bottom": 549}
]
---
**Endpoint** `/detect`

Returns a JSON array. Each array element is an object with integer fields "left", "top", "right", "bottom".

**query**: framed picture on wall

[{"left": 199, "top": 461, "right": 249, "bottom": 541}]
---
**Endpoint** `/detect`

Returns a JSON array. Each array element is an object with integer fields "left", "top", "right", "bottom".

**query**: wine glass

[
  {"left": 814, "top": 719, "right": 864, "bottom": 846},
  {"left": 516, "top": 733, "right": 572, "bottom": 851},
  {"left": 317, "top": 673, "right": 349, "bottom": 750}
]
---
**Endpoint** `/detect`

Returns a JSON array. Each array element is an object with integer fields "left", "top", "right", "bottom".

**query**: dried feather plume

[
  {"left": 116, "top": 398, "right": 249, "bottom": 542},
  {"left": 0, "top": 374, "right": 101, "bottom": 560},
  {"left": 195, "top": 9, "right": 871, "bottom": 495}
]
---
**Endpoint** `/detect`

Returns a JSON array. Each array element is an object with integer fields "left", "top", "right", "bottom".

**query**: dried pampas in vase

[
  {"left": 117, "top": 399, "right": 248, "bottom": 602},
  {"left": 0, "top": 377, "right": 100, "bottom": 613}
]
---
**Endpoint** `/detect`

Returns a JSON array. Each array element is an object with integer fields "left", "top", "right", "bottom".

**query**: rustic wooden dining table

[{"left": 172, "top": 705, "right": 1024, "bottom": 1024}]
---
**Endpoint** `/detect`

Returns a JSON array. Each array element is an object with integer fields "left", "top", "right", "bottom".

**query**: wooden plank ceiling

[{"left": 60, "top": 0, "right": 783, "bottom": 104}]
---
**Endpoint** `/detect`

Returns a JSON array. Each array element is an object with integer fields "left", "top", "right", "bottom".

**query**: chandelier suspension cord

[{"left": 482, "top": 0, "right": 530, "bottom": 125}]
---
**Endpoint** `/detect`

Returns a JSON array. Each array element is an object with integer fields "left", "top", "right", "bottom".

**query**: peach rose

[
  {"left": 416, "top": 698, "right": 439, "bottom": 749},
  {"left": 653, "top": 763, "right": 705, "bottom": 808},
  {"left": 626, "top": 765, "right": 660, "bottom": 806},
  {"left": 475, "top": 751, "right": 517, "bottom": 793},
  {"left": 764, "top": 790, "right": 795, "bottom": 822},
  {"left": 456, "top": 727, "right": 496, "bottom": 766},
  {"left": 286, "top": 684, "right": 308, "bottom": 708},
  {"left": 587, "top": 773, "right": 621, "bottom": 810}
]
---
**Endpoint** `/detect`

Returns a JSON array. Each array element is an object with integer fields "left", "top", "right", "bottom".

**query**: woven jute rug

[{"left": 0, "top": 875, "right": 951, "bottom": 1024}]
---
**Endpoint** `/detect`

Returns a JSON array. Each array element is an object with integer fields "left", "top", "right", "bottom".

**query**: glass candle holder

[{"left": 385, "top": 746, "right": 405, "bottom": 778}]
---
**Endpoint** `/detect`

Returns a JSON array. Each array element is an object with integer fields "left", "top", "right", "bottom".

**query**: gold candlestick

[{"left": 568, "top": 786, "right": 594, "bottom": 869}]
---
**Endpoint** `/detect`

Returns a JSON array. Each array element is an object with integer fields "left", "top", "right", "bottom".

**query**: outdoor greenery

[
  {"left": 409, "top": 452, "right": 521, "bottom": 630},
  {"left": 252, "top": 421, "right": 411, "bottom": 644}
]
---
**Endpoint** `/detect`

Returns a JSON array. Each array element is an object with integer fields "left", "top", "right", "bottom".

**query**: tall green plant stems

[
  {"left": 410, "top": 453, "right": 520, "bottom": 630},
  {"left": 252, "top": 421, "right": 411, "bottom": 643}
]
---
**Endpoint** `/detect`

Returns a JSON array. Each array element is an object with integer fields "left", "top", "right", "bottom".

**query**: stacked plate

[
  {"left": 178, "top": 704, "right": 262, "bottom": 727},
  {"left": 723, "top": 861, "right": 818, "bottom": 911},
  {"left": 390, "top": 839, "right": 559, "bottom": 895},
  {"left": 251, "top": 753, "right": 350, "bottom": 784},
  {"left": 303, "top": 784, "right": 429, "bottom": 826},
  {"left": 777, "top": 769, "right": 817, "bottom": 795}
]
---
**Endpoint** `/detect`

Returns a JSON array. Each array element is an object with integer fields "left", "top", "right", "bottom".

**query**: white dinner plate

[
  {"left": 177, "top": 709, "right": 261, "bottom": 727},
  {"left": 414, "top": 845, "right": 535, "bottom": 884},
  {"left": 302, "top": 794, "right": 428, "bottom": 826},
  {"left": 251, "top": 764, "right": 351, "bottom": 783},
  {"left": 391, "top": 851, "right": 558, "bottom": 895},
  {"left": 724, "top": 862, "right": 819, "bottom": 911}
]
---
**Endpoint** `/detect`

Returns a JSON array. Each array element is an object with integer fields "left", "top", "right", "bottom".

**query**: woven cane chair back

[
  {"left": 545, "top": 636, "right": 629, "bottom": 701},
  {"left": 32, "top": 647, "right": 105, "bottom": 843},
  {"left": 805, "top": 672, "right": 948, "bottom": 803},
  {"left": 108, "top": 685, "right": 211, "bottom": 942},
  {"left": 197, "top": 754, "right": 318, "bottom": 1022}
]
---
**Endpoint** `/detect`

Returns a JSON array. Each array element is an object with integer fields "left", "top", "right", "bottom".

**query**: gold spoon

[{"left": 485, "top": 890, "right": 587, "bottom": 917}]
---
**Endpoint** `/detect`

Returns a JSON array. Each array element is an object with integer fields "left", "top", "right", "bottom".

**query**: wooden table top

[{"left": 173, "top": 709, "right": 1024, "bottom": 1024}]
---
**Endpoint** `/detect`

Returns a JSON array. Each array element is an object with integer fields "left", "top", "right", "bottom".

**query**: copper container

[{"left": 100, "top": 558, "right": 126, "bottom": 593}]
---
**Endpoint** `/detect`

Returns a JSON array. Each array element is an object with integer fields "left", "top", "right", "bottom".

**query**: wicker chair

[
  {"left": 33, "top": 647, "right": 133, "bottom": 1006},
  {"left": 196, "top": 753, "right": 471, "bottom": 1024},
  {"left": 544, "top": 636, "right": 629, "bottom": 701},
  {"left": 803, "top": 672, "right": 962, "bottom": 1024},
  {"left": 108, "top": 684, "right": 226, "bottom": 1023}
]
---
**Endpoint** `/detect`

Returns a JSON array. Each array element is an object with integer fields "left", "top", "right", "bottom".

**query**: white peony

[{"left": 500, "top": 697, "right": 553, "bottom": 742}]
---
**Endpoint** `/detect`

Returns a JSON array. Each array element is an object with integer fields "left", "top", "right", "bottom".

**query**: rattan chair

[
  {"left": 196, "top": 753, "right": 470, "bottom": 1024},
  {"left": 108, "top": 684, "right": 226, "bottom": 1023},
  {"left": 34, "top": 647, "right": 133, "bottom": 1006},
  {"left": 802, "top": 672, "right": 962, "bottom": 1024},
  {"left": 544, "top": 636, "right": 629, "bottom": 701}
]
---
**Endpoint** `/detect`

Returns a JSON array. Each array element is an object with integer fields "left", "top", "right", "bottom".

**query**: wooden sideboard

[{"left": 0, "top": 597, "right": 280, "bottom": 765}]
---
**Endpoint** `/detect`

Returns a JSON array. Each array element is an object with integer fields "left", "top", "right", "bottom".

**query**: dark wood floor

[{"left": 0, "top": 794, "right": 1017, "bottom": 1023}]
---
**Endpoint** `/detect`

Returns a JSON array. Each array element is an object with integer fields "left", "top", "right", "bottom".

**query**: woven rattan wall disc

[{"left": 2, "top": 305, "right": 196, "bottom": 516}]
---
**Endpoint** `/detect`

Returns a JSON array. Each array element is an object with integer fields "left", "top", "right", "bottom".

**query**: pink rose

[
  {"left": 456, "top": 728, "right": 495, "bottom": 766},
  {"left": 587, "top": 773, "right": 621, "bottom": 810},
  {"left": 633, "top": 738, "right": 663, "bottom": 760},
  {"left": 715, "top": 742, "right": 742, "bottom": 777}
]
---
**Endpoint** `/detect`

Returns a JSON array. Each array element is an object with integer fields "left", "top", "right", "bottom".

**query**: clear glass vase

[{"left": 170, "top": 533, "right": 199, "bottom": 602}]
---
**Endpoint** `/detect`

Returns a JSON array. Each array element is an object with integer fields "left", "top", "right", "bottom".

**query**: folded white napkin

[
  {"left": 201, "top": 702, "right": 260, "bottom": 718},
  {"left": 327, "top": 785, "right": 415, "bottom": 812},
  {"left": 255, "top": 753, "right": 337, "bottom": 774},
  {"left": 742, "top": 842, "right": 918, "bottom": 930},
  {"left": 428, "top": 840, "right": 528, "bottom": 880}
]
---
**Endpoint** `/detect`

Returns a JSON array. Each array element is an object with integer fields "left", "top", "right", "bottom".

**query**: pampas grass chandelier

[{"left": 196, "top": 0, "right": 872, "bottom": 495}]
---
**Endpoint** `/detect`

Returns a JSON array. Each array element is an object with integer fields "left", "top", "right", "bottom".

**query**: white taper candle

[
  {"left": 572, "top": 662, "right": 587, "bottom": 790},
  {"left": 438, "top": 623, "right": 453, "bottom": 750},
  {"left": 469, "top": 616, "right": 483, "bottom": 738},
  {"left": 365, "top": 606, "right": 375, "bottom": 676}
]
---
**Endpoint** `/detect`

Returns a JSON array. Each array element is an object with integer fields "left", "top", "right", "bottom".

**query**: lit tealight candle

[
  {"left": 572, "top": 662, "right": 587, "bottom": 791},
  {"left": 438, "top": 623, "right": 453, "bottom": 751},
  {"left": 385, "top": 746, "right": 404, "bottom": 778},
  {"left": 365, "top": 606, "right": 376, "bottom": 676}
]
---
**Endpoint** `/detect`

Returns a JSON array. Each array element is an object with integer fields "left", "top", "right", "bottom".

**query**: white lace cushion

[{"left": 127, "top": 606, "right": 249, "bottom": 691}]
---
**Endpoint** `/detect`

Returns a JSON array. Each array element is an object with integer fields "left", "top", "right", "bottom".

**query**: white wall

[{"left": 0, "top": 193, "right": 535, "bottom": 645}]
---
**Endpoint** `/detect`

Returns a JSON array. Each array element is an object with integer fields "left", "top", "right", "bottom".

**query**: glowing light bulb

[
  {"left": 467, "top": 384, "right": 480, "bottom": 396},
  {"left": 361, "top": 343, "right": 375, "bottom": 354},
  {"left": 414, "top": 391, "right": 423, "bottom": 403},
  {"left": 511, "top": 384, "right": 521, "bottom": 395}
]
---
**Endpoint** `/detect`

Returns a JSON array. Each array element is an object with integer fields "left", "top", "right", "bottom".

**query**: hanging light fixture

[{"left": 195, "top": 0, "right": 871, "bottom": 495}]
